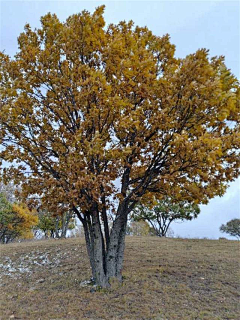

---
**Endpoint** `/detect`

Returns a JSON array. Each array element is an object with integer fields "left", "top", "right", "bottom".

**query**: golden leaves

[{"left": 0, "top": 6, "right": 239, "bottom": 215}]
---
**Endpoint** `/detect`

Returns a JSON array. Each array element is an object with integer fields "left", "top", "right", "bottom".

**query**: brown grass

[{"left": 0, "top": 236, "right": 239, "bottom": 319}]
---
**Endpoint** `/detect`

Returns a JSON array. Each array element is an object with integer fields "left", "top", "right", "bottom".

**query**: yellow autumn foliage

[
  {"left": 12, "top": 204, "right": 38, "bottom": 239},
  {"left": 0, "top": 4, "right": 239, "bottom": 287},
  {"left": 0, "top": 5, "right": 239, "bottom": 213}
]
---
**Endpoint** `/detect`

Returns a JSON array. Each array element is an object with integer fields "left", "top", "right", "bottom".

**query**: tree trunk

[
  {"left": 90, "top": 211, "right": 109, "bottom": 287},
  {"left": 82, "top": 219, "right": 97, "bottom": 280},
  {"left": 74, "top": 200, "right": 129, "bottom": 288},
  {"left": 81, "top": 208, "right": 128, "bottom": 288},
  {"left": 82, "top": 211, "right": 109, "bottom": 287},
  {"left": 60, "top": 211, "right": 72, "bottom": 238},
  {"left": 54, "top": 216, "right": 60, "bottom": 238},
  {"left": 106, "top": 214, "right": 127, "bottom": 281}
]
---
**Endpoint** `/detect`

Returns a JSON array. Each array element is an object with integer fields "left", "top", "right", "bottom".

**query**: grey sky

[{"left": 0, "top": 0, "right": 239, "bottom": 239}]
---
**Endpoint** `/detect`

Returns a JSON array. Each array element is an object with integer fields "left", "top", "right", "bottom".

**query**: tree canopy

[{"left": 0, "top": 6, "right": 239, "bottom": 286}]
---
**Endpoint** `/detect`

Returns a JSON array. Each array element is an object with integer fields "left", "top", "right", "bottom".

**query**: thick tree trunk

[
  {"left": 106, "top": 214, "right": 127, "bottom": 281},
  {"left": 82, "top": 219, "right": 97, "bottom": 281},
  {"left": 82, "top": 211, "right": 109, "bottom": 287},
  {"left": 116, "top": 221, "right": 127, "bottom": 279},
  {"left": 81, "top": 211, "right": 128, "bottom": 287},
  {"left": 75, "top": 201, "right": 129, "bottom": 288},
  {"left": 91, "top": 211, "right": 109, "bottom": 287}
]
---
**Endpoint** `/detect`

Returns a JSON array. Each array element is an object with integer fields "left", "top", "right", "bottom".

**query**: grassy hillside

[{"left": 0, "top": 237, "right": 239, "bottom": 319}]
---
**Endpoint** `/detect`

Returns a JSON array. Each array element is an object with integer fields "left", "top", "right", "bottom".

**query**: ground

[{"left": 0, "top": 237, "right": 239, "bottom": 320}]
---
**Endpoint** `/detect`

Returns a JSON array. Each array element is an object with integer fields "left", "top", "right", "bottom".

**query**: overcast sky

[{"left": 0, "top": 0, "right": 239, "bottom": 239}]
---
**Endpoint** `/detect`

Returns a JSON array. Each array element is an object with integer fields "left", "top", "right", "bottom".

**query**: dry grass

[{"left": 0, "top": 236, "right": 239, "bottom": 319}]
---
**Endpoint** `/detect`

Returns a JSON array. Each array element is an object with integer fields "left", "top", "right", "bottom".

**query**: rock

[{"left": 29, "top": 287, "right": 36, "bottom": 291}]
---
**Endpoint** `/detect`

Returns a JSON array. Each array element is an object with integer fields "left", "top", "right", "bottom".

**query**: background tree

[
  {"left": 127, "top": 220, "right": 150, "bottom": 236},
  {"left": 220, "top": 219, "right": 240, "bottom": 239},
  {"left": 0, "top": 193, "right": 38, "bottom": 243},
  {"left": 0, "top": 6, "right": 239, "bottom": 287},
  {"left": 132, "top": 198, "right": 200, "bottom": 237},
  {"left": 36, "top": 210, "right": 76, "bottom": 238},
  {"left": 0, "top": 181, "right": 17, "bottom": 203}
]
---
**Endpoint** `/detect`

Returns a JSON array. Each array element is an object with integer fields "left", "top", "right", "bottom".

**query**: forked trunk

[{"left": 82, "top": 209, "right": 128, "bottom": 288}]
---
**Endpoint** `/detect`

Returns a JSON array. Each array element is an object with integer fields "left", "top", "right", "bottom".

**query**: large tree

[{"left": 0, "top": 6, "right": 239, "bottom": 287}]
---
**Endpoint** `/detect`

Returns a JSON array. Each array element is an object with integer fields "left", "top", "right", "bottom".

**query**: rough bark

[
  {"left": 91, "top": 211, "right": 109, "bottom": 287},
  {"left": 106, "top": 213, "right": 127, "bottom": 281},
  {"left": 74, "top": 203, "right": 129, "bottom": 288},
  {"left": 116, "top": 221, "right": 127, "bottom": 280},
  {"left": 82, "top": 218, "right": 97, "bottom": 281}
]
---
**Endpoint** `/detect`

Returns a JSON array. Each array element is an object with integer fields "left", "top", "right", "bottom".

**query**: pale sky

[{"left": 0, "top": 0, "right": 239, "bottom": 239}]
